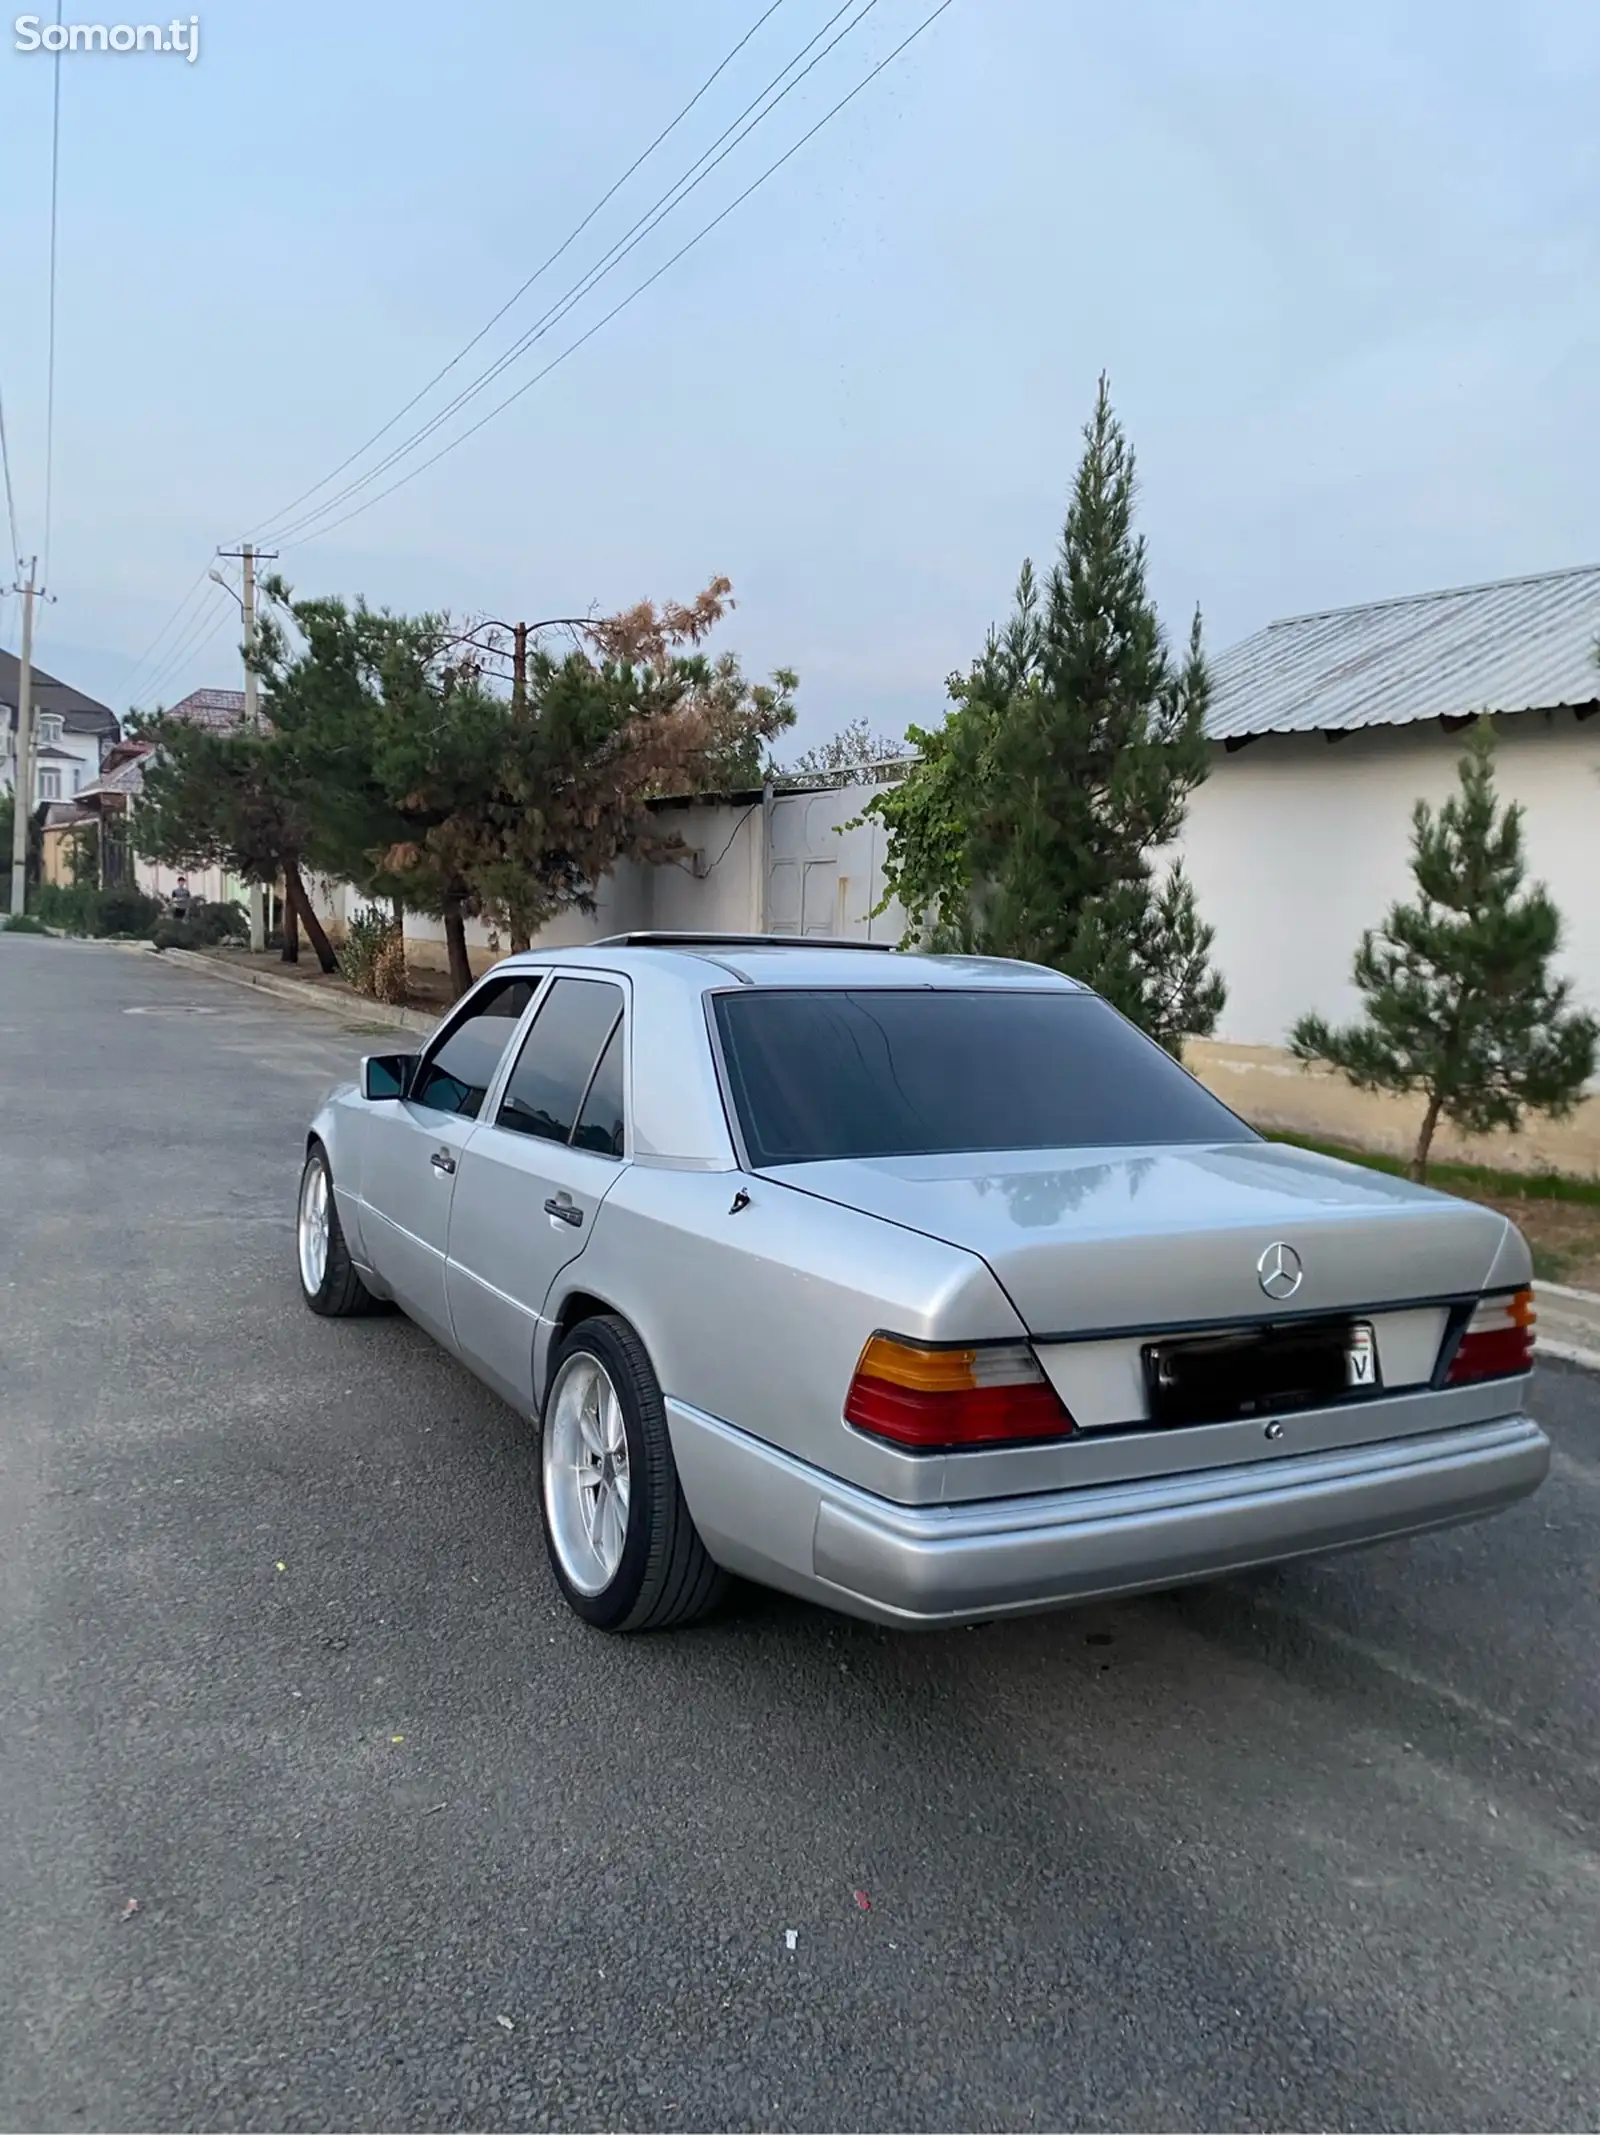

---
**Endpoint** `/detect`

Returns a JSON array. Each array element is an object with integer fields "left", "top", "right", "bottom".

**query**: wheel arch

[{"left": 536, "top": 1284, "right": 640, "bottom": 1413}]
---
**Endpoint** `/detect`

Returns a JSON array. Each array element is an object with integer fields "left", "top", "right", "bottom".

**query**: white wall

[
  {"left": 390, "top": 781, "right": 906, "bottom": 971},
  {"left": 1181, "top": 712, "right": 1600, "bottom": 1049},
  {"left": 2, "top": 722, "right": 102, "bottom": 805}
]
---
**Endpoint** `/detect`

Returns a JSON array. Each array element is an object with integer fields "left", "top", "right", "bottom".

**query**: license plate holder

[{"left": 1144, "top": 1318, "right": 1380, "bottom": 1428}]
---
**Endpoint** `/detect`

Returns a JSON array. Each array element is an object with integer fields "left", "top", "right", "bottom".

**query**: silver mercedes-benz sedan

[{"left": 296, "top": 934, "right": 1549, "bottom": 1633}]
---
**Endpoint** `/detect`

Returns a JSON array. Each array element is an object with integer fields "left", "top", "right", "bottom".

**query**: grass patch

[
  {"left": 1271, "top": 1131, "right": 1600, "bottom": 1206},
  {"left": 1271, "top": 1131, "right": 1600, "bottom": 1288},
  {"left": 2, "top": 912, "right": 47, "bottom": 934}
]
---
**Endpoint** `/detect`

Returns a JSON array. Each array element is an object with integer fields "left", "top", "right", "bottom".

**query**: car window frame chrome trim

[
  {"left": 485, "top": 969, "right": 631, "bottom": 1163},
  {"left": 401, "top": 967, "right": 551, "bottom": 1123}
]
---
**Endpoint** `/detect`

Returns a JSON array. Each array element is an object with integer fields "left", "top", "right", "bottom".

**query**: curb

[
  {"left": 1539, "top": 1339, "right": 1600, "bottom": 1375},
  {"left": 1534, "top": 1280, "right": 1600, "bottom": 1376},
  {"left": 1538, "top": 1279, "right": 1600, "bottom": 1308},
  {"left": 146, "top": 944, "right": 440, "bottom": 1036}
]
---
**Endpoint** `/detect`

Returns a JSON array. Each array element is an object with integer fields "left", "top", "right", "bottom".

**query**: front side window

[
  {"left": 37, "top": 766, "right": 60, "bottom": 800},
  {"left": 713, "top": 988, "right": 1256, "bottom": 1167},
  {"left": 496, "top": 977, "right": 624, "bottom": 1150},
  {"left": 409, "top": 977, "right": 539, "bottom": 1119},
  {"left": 37, "top": 715, "right": 62, "bottom": 745}
]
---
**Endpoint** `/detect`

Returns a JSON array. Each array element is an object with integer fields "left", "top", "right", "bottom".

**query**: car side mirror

[{"left": 363, "top": 1052, "right": 415, "bottom": 1101}]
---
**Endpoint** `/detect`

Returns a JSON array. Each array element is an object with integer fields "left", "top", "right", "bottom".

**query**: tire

[
  {"left": 539, "top": 1314, "right": 728, "bottom": 1632},
  {"left": 297, "top": 1142, "right": 380, "bottom": 1318}
]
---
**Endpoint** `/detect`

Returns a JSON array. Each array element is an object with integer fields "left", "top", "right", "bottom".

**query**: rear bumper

[{"left": 666, "top": 1403, "right": 1550, "bottom": 1627}]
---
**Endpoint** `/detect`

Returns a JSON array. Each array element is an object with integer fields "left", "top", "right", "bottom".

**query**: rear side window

[
  {"left": 713, "top": 988, "right": 1255, "bottom": 1166},
  {"left": 496, "top": 978, "right": 624, "bottom": 1149},
  {"left": 572, "top": 1022, "right": 626, "bottom": 1156},
  {"left": 410, "top": 978, "right": 538, "bottom": 1119}
]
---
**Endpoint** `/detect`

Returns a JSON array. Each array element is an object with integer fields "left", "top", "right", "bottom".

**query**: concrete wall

[
  {"left": 388, "top": 782, "right": 905, "bottom": 975},
  {"left": 1187, "top": 1039, "right": 1600, "bottom": 1177},
  {"left": 1182, "top": 711, "right": 1600, "bottom": 1049}
]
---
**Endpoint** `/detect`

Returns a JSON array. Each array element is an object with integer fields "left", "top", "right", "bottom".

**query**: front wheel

[
  {"left": 297, "top": 1144, "right": 380, "bottom": 1318},
  {"left": 540, "top": 1315, "right": 727, "bottom": 1632}
]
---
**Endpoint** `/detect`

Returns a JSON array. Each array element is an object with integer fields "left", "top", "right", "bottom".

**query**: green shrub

[
  {"left": 2, "top": 913, "right": 47, "bottom": 934},
  {"left": 147, "top": 900, "right": 248, "bottom": 953},
  {"left": 95, "top": 886, "right": 161, "bottom": 938},
  {"left": 187, "top": 899, "right": 248, "bottom": 945},
  {"left": 340, "top": 904, "right": 402, "bottom": 998},
  {"left": 36, "top": 882, "right": 100, "bottom": 934}
]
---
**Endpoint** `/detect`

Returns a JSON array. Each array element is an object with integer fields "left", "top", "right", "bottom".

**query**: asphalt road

[{"left": 3, "top": 935, "right": 1598, "bottom": 2134}]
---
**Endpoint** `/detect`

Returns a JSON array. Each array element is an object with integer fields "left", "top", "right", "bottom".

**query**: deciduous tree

[{"left": 252, "top": 575, "right": 797, "bottom": 997}]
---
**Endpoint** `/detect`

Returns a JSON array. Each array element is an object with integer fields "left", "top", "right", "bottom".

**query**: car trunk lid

[{"left": 767, "top": 1140, "right": 1510, "bottom": 1336}]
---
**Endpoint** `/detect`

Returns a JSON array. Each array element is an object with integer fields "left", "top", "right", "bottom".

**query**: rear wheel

[
  {"left": 297, "top": 1143, "right": 379, "bottom": 1318},
  {"left": 540, "top": 1314, "right": 727, "bottom": 1632}
]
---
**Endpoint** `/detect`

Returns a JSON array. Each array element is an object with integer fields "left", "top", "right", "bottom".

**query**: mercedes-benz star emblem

[{"left": 1257, "top": 1240, "right": 1304, "bottom": 1301}]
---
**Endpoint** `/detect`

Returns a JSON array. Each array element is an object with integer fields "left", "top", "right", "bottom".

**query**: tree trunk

[
  {"left": 444, "top": 903, "right": 473, "bottom": 1000},
  {"left": 509, "top": 921, "right": 531, "bottom": 956},
  {"left": 391, "top": 895, "right": 405, "bottom": 938},
  {"left": 1410, "top": 1091, "right": 1444, "bottom": 1182},
  {"left": 281, "top": 883, "right": 299, "bottom": 964},
  {"left": 285, "top": 860, "right": 339, "bottom": 974}
]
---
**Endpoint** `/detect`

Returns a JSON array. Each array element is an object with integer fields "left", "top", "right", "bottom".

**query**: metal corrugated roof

[{"left": 1205, "top": 563, "right": 1600, "bottom": 741}]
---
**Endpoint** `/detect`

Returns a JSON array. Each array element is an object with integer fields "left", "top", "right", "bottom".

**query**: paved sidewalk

[{"left": 1535, "top": 1282, "right": 1600, "bottom": 1371}]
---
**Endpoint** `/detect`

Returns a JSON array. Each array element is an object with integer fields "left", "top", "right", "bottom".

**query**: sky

[{"left": 0, "top": 0, "right": 1596, "bottom": 749}]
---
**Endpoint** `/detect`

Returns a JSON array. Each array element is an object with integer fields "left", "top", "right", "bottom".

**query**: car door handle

[
  {"left": 544, "top": 1196, "right": 583, "bottom": 1227},
  {"left": 431, "top": 1150, "right": 457, "bottom": 1177}
]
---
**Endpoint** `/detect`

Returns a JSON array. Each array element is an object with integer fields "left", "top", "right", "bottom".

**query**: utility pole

[
  {"left": 217, "top": 541, "right": 276, "bottom": 950},
  {"left": 512, "top": 619, "right": 528, "bottom": 708},
  {"left": 8, "top": 560, "right": 41, "bottom": 920}
]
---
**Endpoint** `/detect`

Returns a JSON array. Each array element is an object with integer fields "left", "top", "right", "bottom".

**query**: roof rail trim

[{"left": 590, "top": 931, "right": 898, "bottom": 953}]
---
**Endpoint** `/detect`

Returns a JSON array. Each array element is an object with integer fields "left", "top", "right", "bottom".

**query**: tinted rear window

[{"left": 713, "top": 988, "right": 1254, "bottom": 1166}]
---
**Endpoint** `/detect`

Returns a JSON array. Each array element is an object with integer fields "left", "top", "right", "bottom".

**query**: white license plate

[{"left": 1346, "top": 1322, "right": 1378, "bottom": 1388}]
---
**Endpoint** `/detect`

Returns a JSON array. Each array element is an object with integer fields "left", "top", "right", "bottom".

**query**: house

[
  {"left": 62, "top": 688, "right": 250, "bottom": 905},
  {"left": 0, "top": 650, "right": 120, "bottom": 806},
  {"left": 1180, "top": 561, "right": 1600, "bottom": 1168}
]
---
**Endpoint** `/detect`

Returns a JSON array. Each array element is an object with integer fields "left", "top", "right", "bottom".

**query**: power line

[
  {"left": 43, "top": 0, "right": 63, "bottom": 581},
  {"left": 140, "top": 579, "right": 237, "bottom": 706},
  {"left": 137, "top": 576, "right": 240, "bottom": 709},
  {"left": 121, "top": 563, "right": 214, "bottom": 701},
  {"left": 287, "top": 0, "right": 955, "bottom": 553},
  {"left": 257, "top": 0, "right": 878, "bottom": 548},
  {"left": 249, "top": 0, "right": 792, "bottom": 540},
  {"left": 0, "top": 380, "right": 21, "bottom": 569}
]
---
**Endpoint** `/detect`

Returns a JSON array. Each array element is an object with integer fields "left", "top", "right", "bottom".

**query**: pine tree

[
  {"left": 1291, "top": 723, "right": 1596, "bottom": 1180},
  {"left": 866, "top": 376, "right": 1223, "bottom": 1052}
]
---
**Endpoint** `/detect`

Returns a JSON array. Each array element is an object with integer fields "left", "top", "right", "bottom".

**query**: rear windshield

[{"left": 713, "top": 987, "right": 1255, "bottom": 1166}]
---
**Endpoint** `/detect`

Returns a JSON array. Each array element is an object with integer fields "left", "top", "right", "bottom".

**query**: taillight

[
  {"left": 1447, "top": 1289, "right": 1536, "bottom": 1384},
  {"left": 843, "top": 1334, "right": 1074, "bottom": 1450}
]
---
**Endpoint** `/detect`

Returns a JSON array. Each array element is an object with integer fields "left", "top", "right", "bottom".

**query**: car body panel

[
  {"left": 300, "top": 939, "right": 1548, "bottom": 1627},
  {"left": 358, "top": 1101, "right": 480, "bottom": 1344},
  {"left": 665, "top": 1398, "right": 1549, "bottom": 1625},
  {"left": 446, "top": 1133, "right": 630, "bottom": 1410},
  {"left": 763, "top": 1143, "right": 1517, "bottom": 1334},
  {"left": 541, "top": 1164, "right": 1029, "bottom": 1504}
]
